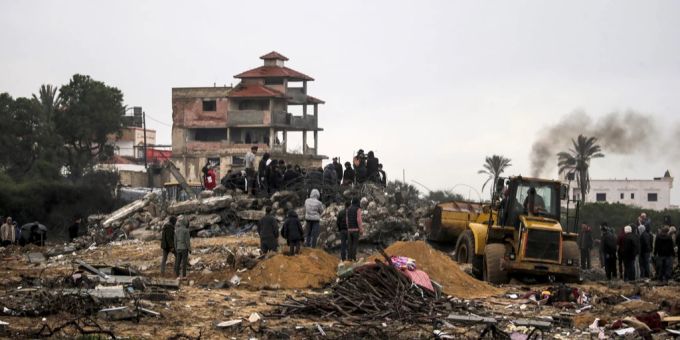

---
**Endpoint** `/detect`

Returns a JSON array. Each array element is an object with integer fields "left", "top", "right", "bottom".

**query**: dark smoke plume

[{"left": 530, "top": 110, "right": 660, "bottom": 177}]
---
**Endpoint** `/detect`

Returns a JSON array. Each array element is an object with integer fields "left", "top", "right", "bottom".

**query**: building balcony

[
  {"left": 272, "top": 111, "right": 319, "bottom": 131},
  {"left": 226, "top": 110, "right": 267, "bottom": 127}
]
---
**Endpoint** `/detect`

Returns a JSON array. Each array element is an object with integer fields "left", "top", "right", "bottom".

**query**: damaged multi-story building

[{"left": 171, "top": 52, "right": 326, "bottom": 183}]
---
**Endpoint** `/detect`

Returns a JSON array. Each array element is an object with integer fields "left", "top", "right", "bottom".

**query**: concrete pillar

[
  {"left": 303, "top": 130, "right": 307, "bottom": 154},
  {"left": 303, "top": 103, "right": 307, "bottom": 117},
  {"left": 282, "top": 130, "right": 287, "bottom": 153},
  {"left": 269, "top": 128, "right": 275, "bottom": 148},
  {"left": 303, "top": 81, "right": 307, "bottom": 94},
  {"left": 313, "top": 130, "right": 318, "bottom": 156},
  {"left": 226, "top": 127, "right": 231, "bottom": 144}
]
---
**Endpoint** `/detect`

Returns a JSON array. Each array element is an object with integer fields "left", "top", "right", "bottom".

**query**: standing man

[
  {"left": 68, "top": 216, "right": 81, "bottom": 242},
  {"left": 617, "top": 226, "right": 626, "bottom": 279},
  {"left": 577, "top": 224, "right": 593, "bottom": 270},
  {"left": 346, "top": 198, "right": 363, "bottom": 261},
  {"left": 304, "top": 189, "right": 325, "bottom": 248},
  {"left": 638, "top": 225, "right": 653, "bottom": 279},
  {"left": 244, "top": 145, "right": 258, "bottom": 193},
  {"left": 654, "top": 226, "right": 675, "bottom": 282},
  {"left": 257, "top": 207, "right": 279, "bottom": 253},
  {"left": 1, "top": 217, "right": 15, "bottom": 247},
  {"left": 623, "top": 225, "right": 640, "bottom": 281},
  {"left": 342, "top": 162, "right": 355, "bottom": 186},
  {"left": 333, "top": 158, "right": 343, "bottom": 185},
  {"left": 601, "top": 224, "right": 618, "bottom": 280},
  {"left": 160, "top": 216, "right": 177, "bottom": 275},
  {"left": 174, "top": 218, "right": 191, "bottom": 280},
  {"left": 336, "top": 201, "right": 350, "bottom": 261},
  {"left": 378, "top": 164, "right": 387, "bottom": 187},
  {"left": 281, "top": 210, "right": 304, "bottom": 256}
]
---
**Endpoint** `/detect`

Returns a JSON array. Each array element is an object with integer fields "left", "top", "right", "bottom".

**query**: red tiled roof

[
  {"left": 234, "top": 66, "right": 314, "bottom": 81},
  {"left": 227, "top": 84, "right": 288, "bottom": 98},
  {"left": 306, "top": 95, "right": 325, "bottom": 104},
  {"left": 260, "top": 51, "right": 288, "bottom": 61}
]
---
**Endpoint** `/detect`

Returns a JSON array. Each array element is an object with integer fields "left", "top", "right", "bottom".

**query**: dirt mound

[
  {"left": 373, "top": 241, "right": 501, "bottom": 299},
  {"left": 246, "top": 248, "right": 339, "bottom": 289}
]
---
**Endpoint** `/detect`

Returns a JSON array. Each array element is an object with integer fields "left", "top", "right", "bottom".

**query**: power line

[{"left": 144, "top": 113, "right": 172, "bottom": 127}]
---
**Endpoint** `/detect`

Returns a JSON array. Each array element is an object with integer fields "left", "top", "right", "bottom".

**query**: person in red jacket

[{"left": 203, "top": 164, "right": 217, "bottom": 190}]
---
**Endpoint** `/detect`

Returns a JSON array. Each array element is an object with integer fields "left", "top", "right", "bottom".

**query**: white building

[{"left": 572, "top": 171, "right": 674, "bottom": 210}]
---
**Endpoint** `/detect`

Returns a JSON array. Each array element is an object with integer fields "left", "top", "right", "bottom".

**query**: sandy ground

[{"left": 1, "top": 239, "right": 679, "bottom": 339}]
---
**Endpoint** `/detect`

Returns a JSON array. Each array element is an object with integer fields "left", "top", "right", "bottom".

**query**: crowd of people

[
  {"left": 204, "top": 147, "right": 387, "bottom": 196},
  {"left": 581, "top": 212, "right": 680, "bottom": 282},
  {"left": 0, "top": 216, "right": 51, "bottom": 247}
]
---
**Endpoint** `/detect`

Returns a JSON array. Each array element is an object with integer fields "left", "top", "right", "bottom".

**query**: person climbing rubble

[
  {"left": 304, "top": 189, "right": 325, "bottom": 248},
  {"left": 281, "top": 210, "right": 304, "bottom": 256},
  {"left": 346, "top": 197, "right": 363, "bottom": 261},
  {"left": 257, "top": 206, "right": 279, "bottom": 253},
  {"left": 160, "top": 216, "right": 176, "bottom": 275},
  {"left": 174, "top": 217, "right": 191, "bottom": 279}
]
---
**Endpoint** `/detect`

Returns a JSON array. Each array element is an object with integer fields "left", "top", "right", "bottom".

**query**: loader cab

[{"left": 502, "top": 177, "right": 561, "bottom": 228}]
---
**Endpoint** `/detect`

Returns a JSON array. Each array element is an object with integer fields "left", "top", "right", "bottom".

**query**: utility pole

[{"left": 143, "top": 110, "right": 149, "bottom": 187}]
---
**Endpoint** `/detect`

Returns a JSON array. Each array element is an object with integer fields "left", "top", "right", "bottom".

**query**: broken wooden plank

[
  {"left": 514, "top": 318, "right": 553, "bottom": 330},
  {"left": 663, "top": 316, "right": 680, "bottom": 324},
  {"left": 148, "top": 278, "right": 180, "bottom": 289},
  {"left": 76, "top": 260, "right": 110, "bottom": 279},
  {"left": 447, "top": 314, "right": 497, "bottom": 324},
  {"left": 98, "top": 307, "right": 136, "bottom": 321},
  {"left": 89, "top": 285, "right": 126, "bottom": 299}
]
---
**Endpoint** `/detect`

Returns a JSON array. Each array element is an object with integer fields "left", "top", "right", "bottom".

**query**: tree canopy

[{"left": 557, "top": 135, "right": 604, "bottom": 202}]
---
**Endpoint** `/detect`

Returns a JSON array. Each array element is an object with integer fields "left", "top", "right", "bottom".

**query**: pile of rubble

[
  {"left": 317, "top": 183, "right": 432, "bottom": 249},
  {"left": 79, "top": 183, "right": 433, "bottom": 251}
]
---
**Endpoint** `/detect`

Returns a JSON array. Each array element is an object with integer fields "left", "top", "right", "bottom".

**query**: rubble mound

[
  {"left": 376, "top": 241, "right": 501, "bottom": 299},
  {"left": 247, "top": 248, "right": 339, "bottom": 289}
]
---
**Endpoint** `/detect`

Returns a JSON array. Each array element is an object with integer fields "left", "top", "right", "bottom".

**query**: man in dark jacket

[
  {"left": 323, "top": 163, "right": 338, "bottom": 187},
  {"left": 638, "top": 225, "right": 653, "bottom": 279},
  {"left": 336, "top": 201, "right": 350, "bottom": 261},
  {"left": 617, "top": 227, "right": 626, "bottom": 279},
  {"left": 622, "top": 225, "right": 639, "bottom": 281},
  {"left": 267, "top": 161, "right": 282, "bottom": 194},
  {"left": 577, "top": 224, "right": 594, "bottom": 270},
  {"left": 654, "top": 226, "right": 675, "bottom": 282},
  {"left": 601, "top": 225, "right": 618, "bottom": 280},
  {"left": 257, "top": 207, "right": 279, "bottom": 253},
  {"left": 68, "top": 217, "right": 81, "bottom": 242},
  {"left": 281, "top": 210, "right": 304, "bottom": 255},
  {"left": 378, "top": 164, "right": 387, "bottom": 187},
  {"left": 258, "top": 153, "right": 270, "bottom": 192},
  {"left": 333, "top": 158, "right": 343, "bottom": 185},
  {"left": 283, "top": 164, "right": 299, "bottom": 187},
  {"left": 160, "top": 216, "right": 177, "bottom": 275},
  {"left": 342, "top": 162, "right": 355, "bottom": 186},
  {"left": 174, "top": 218, "right": 191, "bottom": 279},
  {"left": 366, "top": 151, "right": 380, "bottom": 183},
  {"left": 346, "top": 198, "right": 363, "bottom": 261}
]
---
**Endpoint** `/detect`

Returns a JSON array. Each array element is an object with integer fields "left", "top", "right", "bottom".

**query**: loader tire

[
  {"left": 561, "top": 240, "right": 581, "bottom": 282},
  {"left": 484, "top": 243, "right": 509, "bottom": 284},
  {"left": 455, "top": 230, "right": 483, "bottom": 278}
]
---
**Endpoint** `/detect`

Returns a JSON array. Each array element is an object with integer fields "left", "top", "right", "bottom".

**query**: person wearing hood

[
  {"left": 174, "top": 217, "right": 191, "bottom": 279},
  {"left": 638, "top": 224, "right": 653, "bottom": 279},
  {"left": 346, "top": 197, "right": 363, "bottom": 261},
  {"left": 342, "top": 162, "right": 355, "bottom": 186},
  {"left": 622, "top": 225, "right": 639, "bottom": 282},
  {"left": 304, "top": 189, "right": 325, "bottom": 248},
  {"left": 160, "top": 216, "right": 177, "bottom": 275},
  {"left": 257, "top": 206, "right": 279, "bottom": 253},
  {"left": 323, "top": 163, "right": 338, "bottom": 187},
  {"left": 577, "top": 223, "right": 593, "bottom": 270},
  {"left": 281, "top": 210, "right": 304, "bottom": 255}
]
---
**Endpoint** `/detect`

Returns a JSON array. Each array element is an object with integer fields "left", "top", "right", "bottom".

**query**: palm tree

[
  {"left": 557, "top": 135, "right": 604, "bottom": 202},
  {"left": 478, "top": 155, "right": 512, "bottom": 198},
  {"left": 31, "top": 84, "right": 61, "bottom": 121}
]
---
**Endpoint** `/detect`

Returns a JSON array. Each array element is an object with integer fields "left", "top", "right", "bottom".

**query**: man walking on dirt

[
  {"left": 257, "top": 207, "right": 279, "bottom": 253},
  {"left": 174, "top": 218, "right": 191, "bottom": 279},
  {"left": 160, "top": 216, "right": 177, "bottom": 275}
]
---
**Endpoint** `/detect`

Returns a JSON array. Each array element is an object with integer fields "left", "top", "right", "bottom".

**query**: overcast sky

[{"left": 2, "top": 0, "right": 679, "bottom": 203}]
